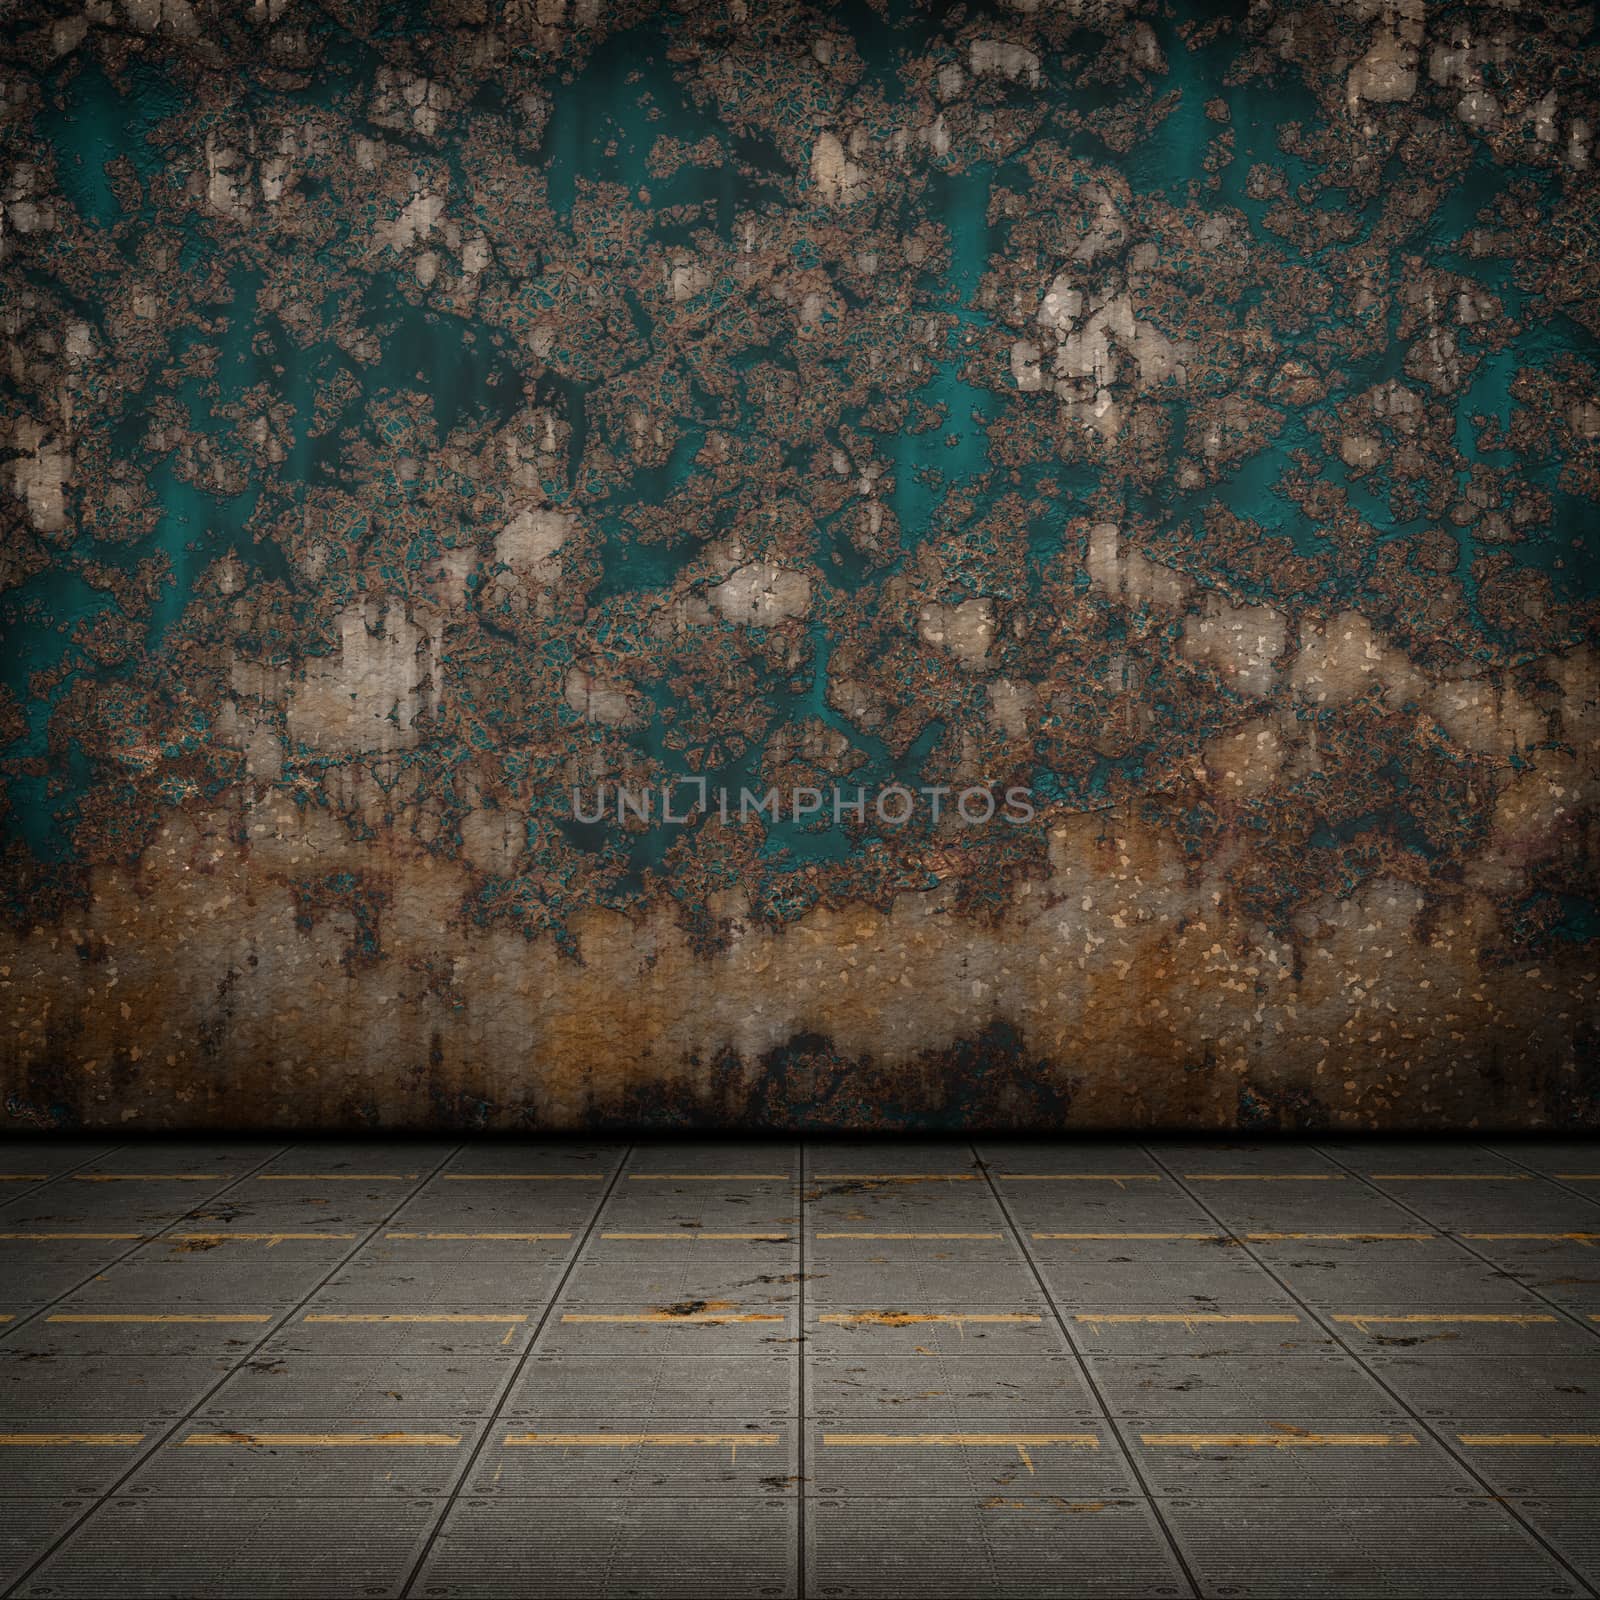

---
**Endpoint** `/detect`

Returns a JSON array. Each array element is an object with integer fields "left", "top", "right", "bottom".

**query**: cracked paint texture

[{"left": 1, "top": 0, "right": 1597, "bottom": 1131}]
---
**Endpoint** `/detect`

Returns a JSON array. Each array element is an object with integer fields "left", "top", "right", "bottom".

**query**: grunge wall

[{"left": 1, "top": 0, "right": 1596, "bottom": 1131}]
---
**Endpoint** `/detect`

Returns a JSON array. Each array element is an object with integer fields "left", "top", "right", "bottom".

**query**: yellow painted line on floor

[
  {"left": 441, "top": 1173, "right": 603, "bottom": 1181},
  {"left": 1183, "top": 1174, "right": 1343, "bottom": 1182},
  {"left": 815, "top": 1232, "right": 1003, "bottom": 1240},
  {"left": 73, "top": 1174, "right": 223, "bottom": 1182},
  {"left": 600, "top": 1232, "right": 792, "bottom": 1242},
  {"left": 1246, "top": 1232, "right": 1436, "bottom": 1242},
  {"left": 998, "top": 1174, "right": 1160, "bottom": 1182},
  {"left": 1074, "top": 1313, "right": 1299, "bottom": 1326},
  {"left": 1556, "top": 1174, "right": 1600, "bottom": 1180},
  {"left": 383, "top": 1232, "right": 573, "bottom": 1241},
  {"left": 170, "top": 1232, "right": 354, "bottom": 1245},
  {"left": 1334, "top": 1314, "right": 1557, "bottom": 1329},
  {"left": 0, "top": 1433, "right": 145, "bottom": 1446},
  {"left": 1032, "top": 1232, "right": 1228, "bottom": 1241},
  {"left": 48, "top": 1314, "right": 273, "bottom": 1325},
  {"left": 628, "top": 1173, "right": 790, "bottom": 1181},
  {"left": 0, "top": 1174, "right": 47, "bottom": 1182},
  {"left": 505, "top": 1431, "right": 776, "bottom": 1461},
  {"left": 1370, "top": 1174, "right": 1529, "bottom": 1181},
  {"left": 0, "top": 1232, "right": 148, "bottom": 1240},
  {"left": 256, "top": 1174, "right": 419, "bottom": 1182},
  {"left": 1464, "top": 1232, "right": 1600, "bottom": 1243},
  {"left": 1458, "top": 1434, "right": 1600, "bottom": 1447},
  {"left": 813, "top": 1173, "right": 980, "bottom": 1182},
  {"left": 183, "top": 1432, "right": 461, "bottom": 1448},
  {"left": 824, "top": 1433, "right": 1098, "bottom": 1447},
  {"left": 819, "top": 1313, "right": 1042, "bottom": 1326},
  {"left": 561, "top": 1312, "right": 784, "bottom": 1324},
  {"left": 0, "top": 1315, "right": 10, "bottom": 1323},
  {"left": 1141, "top": 1433, "right": 1417, "bottom": 1449},
  {"left": 304, "top": 1313, "right": 528, "bottom": 1324},
  {"left": 823, "top": 1431, "right": 1097, "bottom": 1473}
]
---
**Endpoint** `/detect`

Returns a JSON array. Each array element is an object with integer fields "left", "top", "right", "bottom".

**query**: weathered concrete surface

[{"left": 1, "top": 1, "right": 1596, "bottom": 1130}]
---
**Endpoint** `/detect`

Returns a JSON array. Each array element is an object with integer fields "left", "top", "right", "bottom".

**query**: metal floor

[{"left": 1, "top": 1139, "right": 1598, "bottom": 1599}]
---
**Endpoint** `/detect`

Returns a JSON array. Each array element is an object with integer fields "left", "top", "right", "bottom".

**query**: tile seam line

[
  {"left": 0, "top": 1147, "right": 110, "bottom": 1207},
  {"left": 1469, "top": 1138, "right": 1600, "bottom": 1335},
  {"left": 0, "top": 1141, "right": 168, "bottom": 1374},
  {"left": 1151, "top": 1143, "right": 1599, "bottom": 1600},
  {"left": 0, "top": 1136, "right": 325, "bottom": 1600},
  {"left": 1323, "top": 1141, "right": 1600, "bottom": 1353},
  {"left": 797, "top": 1141, "right": 806, "bottom": 1600},
  {"left": 0, "top": 1139, "right": 153, "bottom": 1353},
  {"left": 971, "top": 1142, "right": 1203, "bottom": 1600},
  {"left": 395, "top": 1143, "right": 634, "bottom": 1600}
]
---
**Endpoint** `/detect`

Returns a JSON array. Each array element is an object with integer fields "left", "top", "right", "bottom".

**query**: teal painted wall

[{"left": 1, "top": 0, "right": 1596, "bottom": 1129}]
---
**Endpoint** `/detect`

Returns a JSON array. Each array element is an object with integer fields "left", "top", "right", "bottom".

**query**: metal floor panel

[
  {"left": 1159, "top": 1497, "right": 1583, "bottom": 1598},
  {"left": 0, "top": 1354, "right": 232, "bottom": 1421},
  {"left": 993, "top": 1194, "right": 1223, "bottom": 1231},
  {"left": 314, "top": 1241, "right": 575, "bottom": 1306},
  {"left": 803, "top": 1249, "right": 1040, "bottom": 1306},
  {"left": 559, "top": 1243, "right": 802, "bottom": 1305},
  {"left": 1317, "top": 1306, "right": 1600, "bottom": 1355},
  {"left": 171, "top": 1199, "right": 408, "bottom": 1230},
  {"left": 1124, "top": 1418, "right": 1477, "bottom": 1498},
  {"left": 1064, "top": 1307, "right": 1335, "bottom": 1356},
  {"left": 0, "top": 1245, "right": 146, "bottom": 1307},
  {"left": 65, "top": 1244, "right": 355, "bottom": 1307},
  {"left": 247, "top": 1146, "right": 455, "bottom": 1176},
  {"left": 0, "top": 1502, "right": 92, "bottom": 1593},
  {"left": 1245, "top": 1236, "right": 1545, "bottom": 1307},
  {"left": 1032, "top": 1238, "right": 1290, "bottom": 1303},
  {"left": 438, "top": 1146, "right": 625, "bottom": 1177},
  {"left": 0, "top": 1148, "right": 117, "bottom": 1177},
  {"left": 12, "top": 1497, "right": 441, "bottom": 1599},
  {"left": 803, "top": 1306, "right": 1063, "bottom": 1356},
  {"left": 1363, "top": 1354, "right": 1600, "bottom": 1418},
  {"left": 535, "top": 1304, "right": 796, "bottom": 1355},
  {"left": 2, "top": 1136, "right": 1598, "bottom": 1598},
  {"left": 1084, "top": 1353, "right": 1404, "bottom": 1419},
  {"left": 122, "top": 1419, "right": 480, "bottom": 1498},
  {"left": 0, "top": 1428, "right": 159, "bottom": 1499},
  {"left": 198, "top": 1355, "right": 517, "bottom": 1419},
  {"left": 806, "top": 1497, "right": 1190, "bottom": 1599},
  {"left": 503, "top": 1354, "right": 796, "bottom": 1419},
  {"left": 1445, "top": 1422, "right": 1600, "bottom": 1497},
  {"left": 1514, "top": 1501, "right": 1600, "bottom": 1590},
  {"left": 4, "top": 1309, "right": 292, "bottom": 1356},
  {"left": 806, "top": 1354, "right": 1095, "bottom": 1419},
  {"left": 266, "top": 1308, "right": 538, "bottom": 1356},
  {"left": 411, "top": 1496, "right": 797, "bottom": 1597},
  {"left": 466, "top": 1416, "right": 798, "bottom": 1497},
  {"left": 384, "top": 1199, "right": 603, "bottom": 1231},
  {"left": 806, "top": 1420, "right": 1138, "bottom": 1499}
]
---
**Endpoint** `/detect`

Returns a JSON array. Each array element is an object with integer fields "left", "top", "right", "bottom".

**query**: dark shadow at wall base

[{"left": 7, "top": 1019, "right": 1597, "bottom": 1134}]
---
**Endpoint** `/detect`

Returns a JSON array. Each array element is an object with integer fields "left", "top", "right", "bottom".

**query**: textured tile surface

[{"left": 0, "top": 1138, "right": 1596, "bottom": 1598}]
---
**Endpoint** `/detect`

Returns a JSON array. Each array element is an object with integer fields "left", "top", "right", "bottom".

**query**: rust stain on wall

[{"left": 0, "top": 0, "right": 1596, "bottom": 1130}]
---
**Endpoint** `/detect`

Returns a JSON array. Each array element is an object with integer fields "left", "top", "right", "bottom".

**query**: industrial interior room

[{"left": 1, "top": 0, "right": 1596, "bottom": 1595}]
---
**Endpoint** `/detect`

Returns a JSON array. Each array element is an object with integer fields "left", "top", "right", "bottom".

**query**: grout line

[
  {"left": 0, "top": 1139, "right": 165, "bottom": 1348},
  {"left": 1478, "top": 1145, "right": 1600, "bottom": 1203},
  {"left": 395, "top": 1143, "right": 632, "bottom": 1599},
  {"left": 796, "top": 1141, "right": 807, "bottom": 1600},
  {"left": 1147, "top": 1144, "right": 1599, "bottom": 1600},
  {"left": 972, "top": 1144, "right": 1202, "bottom": 1600},
  {"left": 1324, "top": 1145, "right": 1600, "bottom": 1354},
  {"left": 1, "top": 1142, "right": 298, "bottom": 1346},
  {"left": 0, "top": 1139, "right": 327, "bottom": 1598}
]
